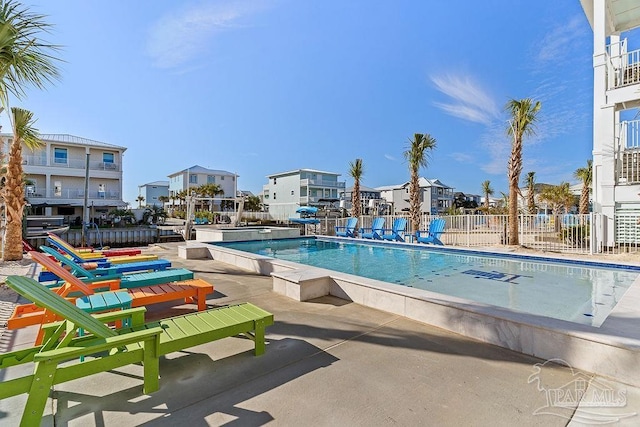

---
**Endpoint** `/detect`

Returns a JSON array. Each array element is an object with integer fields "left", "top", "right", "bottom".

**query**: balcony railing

[
  {"left": 26, "top": 187, "right": 121, "bottom": 200},
  {"left": 22, "top": 155, "right": 121, "bottom": 172},
  {"left": 617, "top": 120, "right": 640, "bottom": 184},
  {"left": 607, "top": 39, "right": 640, "bottom": 89},
  {"left": 300, "top": 178, "right": 346, "bottom": 189}
]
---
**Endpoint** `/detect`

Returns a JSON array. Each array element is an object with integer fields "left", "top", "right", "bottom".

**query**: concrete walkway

[{"left": 1, "top": 242, "right": 639, "bottom": 426}]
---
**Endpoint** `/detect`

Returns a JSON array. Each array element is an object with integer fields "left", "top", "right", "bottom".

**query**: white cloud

[
  {"left": 384, "top": 154, "right": 397, "bottom": 161},
  {"left": 450, "top": 152, "right": 474, "bottom": 163},
  {"left": 534, "top": 16, "right": 587, "bottom": 66},
  {"left": 431, "top": 74, "right": 499, "bottom": 125},
  {"left": 146, "top": 1, "right": 267, "bottom": 69}
]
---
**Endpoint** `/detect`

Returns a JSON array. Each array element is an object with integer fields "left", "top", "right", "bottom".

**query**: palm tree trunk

[
  {"left": 410, "top": 171, "right": 420, "bottom": 234},
  {"left": 4, "top": 141, "right": 25, "bottom": 260},
  {"left": 508, "top": 181, "right": 519, "bottom": 245}
]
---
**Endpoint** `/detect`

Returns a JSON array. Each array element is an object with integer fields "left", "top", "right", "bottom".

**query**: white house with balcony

[
  {"left": 167, "top": 165, "right": 237, "bottom": 210},
  {"left": 262, "top": 168, "right": 346, "bottom": 219},
  {"left": 376, "top": 178, "right": 454, "bottom": 215},
  {"left": 4, "top": 133, "right": 127, "bottom": 223},
  {"left": 581, "top": 0, "right": 640, "bottom": 247}
]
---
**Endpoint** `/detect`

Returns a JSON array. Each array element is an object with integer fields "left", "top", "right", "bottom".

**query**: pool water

[{"left": 216, "top": 238, "right": 640, "bottom": 327}]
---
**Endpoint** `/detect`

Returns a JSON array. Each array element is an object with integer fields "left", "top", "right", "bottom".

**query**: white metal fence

[{"left": 233, "top": 211, "right": 639, "bottom": 255}]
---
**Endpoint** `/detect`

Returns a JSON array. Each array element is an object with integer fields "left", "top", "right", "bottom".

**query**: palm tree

[
  {"left": 0, "top": 1, "right": 61, "bottom": 260},
  {"left": 404, "top": 133, "right": 437, "bottom": 234},
  {"left": 0, "top": 1, "right": 61, "bottom": 107},
  {"left": 506, "top": 98, "right": 541, "bottom": 245},
  {"left": 481, "top": 180, "right": 494, "bottom": 212},
  {"left": 523, "top": 171, "right": 537, "bottom": 214},
  {"left": 574, "top": 160, "right": 592, "bottom": 215},
  {"left": 348, "top": 158, "right": 364, "bottom": 220},
  {"left": 3, "top": 107, "right": 40, "bottom": 260},
  {"left": 197, "top": 183, "right": 223, "bottom": 212},
  {"left": 539, "top": 183, "right": 574, "bottom": 214},
  {"left": 135, "top": 195, "right": 145, "bottom": 208}
]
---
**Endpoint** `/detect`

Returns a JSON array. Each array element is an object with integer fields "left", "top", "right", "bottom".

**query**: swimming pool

[{"left": 215, "top": 238, "right": 640, "bottom": 327}]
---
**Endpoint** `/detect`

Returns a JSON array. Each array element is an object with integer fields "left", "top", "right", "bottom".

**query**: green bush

[{"left": 561, "top": 225, "right": 589, "bottom": 247}]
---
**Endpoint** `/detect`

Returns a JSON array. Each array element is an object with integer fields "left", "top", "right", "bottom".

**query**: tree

[
  {"left": 3, "top": 107, "right": 40, "bottom": 260},
  {"left": 574, "top": 160, "right": 592, "bottom": 214},
  {"left": 135, "top": 195, "right": 145, "bottom": 208},
  {"left": 0, "top": 0, "right": 61, "bottom": 260},
  {"left": 539, "top": 183, "right": 574, "bottom": 214},
  {"left": 196, "top": 183, "right": 223, "bottom": 212},
  {"left": 404, "top": 133, "right": 437, "bottom": 234},
  {"left": 348, "top": 158, "right": 364, "bottom": 220},
  {"left": 481, "top": 180, "right": 494, "bottom": 212},
  {"left": 523, "top": 171, "right": 537, "bottom": 214},
  {"left": 158, "top": 195, "right": 169, "bottom": 206},
  {"left": 506, "top": 98, "right": 541, "bottom": 245},
  {"left": 143, "top": 205, "right": 167, "bottom": 224},
  {"left": 244, "top": 195, "right": 262, "bottom": 211}
]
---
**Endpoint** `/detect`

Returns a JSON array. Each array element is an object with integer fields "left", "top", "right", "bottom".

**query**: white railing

[
  {"left": 608, "top": 45, "right": 640, "bottom": 89},
  {"left": 616, "top": 120, "right": 640, "bottom": 183},
  {"left": 22, "top": 154, "right": 120, "bottom": 171},
  {"left": 190, "top": 211, "right": 640, "bottom": 255}
]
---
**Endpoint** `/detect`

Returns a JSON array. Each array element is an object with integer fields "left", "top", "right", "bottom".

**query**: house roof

[
  {"left": 398, "top": 177, "right": 454, "bottom": 189},
  {"left": 2, "top": 133, "right": 127, "bottom": 151},
  {"left": 139, "top": 181, "right": 169, "bottom": 188},
  {"left": 344, "top": 185, "right": 380, "bottom": 193},
  {"left": 167, "top": 165, "right": 237, "bottom": 177},
  {"left": 267, "top": 168, "right": 341, "bottom": 178}
]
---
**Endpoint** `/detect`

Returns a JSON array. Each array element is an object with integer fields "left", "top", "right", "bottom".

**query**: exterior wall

[
  {"left": 266, "top": 172, "right": 301, "bottom": 218},
  {"left": 264, "top": 169, "right": 345, "bottom": 219},
  {"left": 140, "top": 184, "right": 169, "bottom": 206},
  {"left": 588, "top": 2, "right": 640, "bottom": 246},
  {"left": 10, "top": 134, "right": 127, "bottom": 220}
]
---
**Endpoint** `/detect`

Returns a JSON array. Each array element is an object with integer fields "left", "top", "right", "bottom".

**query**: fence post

[{"left": 466, "top": 215, "right": 470, "bottom": 247}]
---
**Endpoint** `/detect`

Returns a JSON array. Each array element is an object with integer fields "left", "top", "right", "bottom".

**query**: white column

[{"left": 592, "top": 0, "right": 616, "bottom": 247}]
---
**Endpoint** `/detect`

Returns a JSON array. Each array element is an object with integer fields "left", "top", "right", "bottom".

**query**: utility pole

[{"left": 81, "top": 153, "right": 90, "bottom": 246}]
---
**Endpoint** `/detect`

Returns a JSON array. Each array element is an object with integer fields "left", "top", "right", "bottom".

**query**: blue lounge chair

[
  {"left": 38, "top": 246, "right": 172, "bottom": 282},
  {"left": 416, "top": 218, "right": 446, "bottom": 245},
  {"left": 381, "top": 218, "right": 408, "bottom": 242},
  {"left": 37, "top": 246, "right": 194, "bottom": 289},
  {"left": 360, "top": 218, "right": 385, "bottom": 240},
  {"left": 335, "top": 217, "right": 358, "bottom": 237}
]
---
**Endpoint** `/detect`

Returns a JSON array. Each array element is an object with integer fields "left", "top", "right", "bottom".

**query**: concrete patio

[{"left": 1, "top": 242, "right": 638, "bottom": 426}]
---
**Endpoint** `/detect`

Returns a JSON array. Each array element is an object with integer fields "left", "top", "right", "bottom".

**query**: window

[
  {"left": 207, "top": 175, "right": 215, "bottom": 183},
  {"left": 273, "top": 178, "right": 277, "bottom": 185},
  {"left": 291, "top": 190, "right": 294, "bottom": 196},
  {"left": 54, "top": 148, "right": 67, "bottom": 164},
  {"left": 220, "top": 176, "right": 224, "bottom": 180},
  {"left": 54, "top": 181, "right": 62, "bottom": 197},
  {"left": 98, "top": 184, "right": 106, "bottom": 198},
  {"left": 273, "top": 193, "right": 276, "bottom": 200},
  {"left": 189, "top": 174, "right": 197, "bottom": 184},
  {"left": 103, "top": 152, "right": 114, "bottom": 163}
]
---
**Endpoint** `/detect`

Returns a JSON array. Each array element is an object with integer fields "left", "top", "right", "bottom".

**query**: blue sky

[{"left": 6, "top": 0, "right": 597, "bottom": 204}]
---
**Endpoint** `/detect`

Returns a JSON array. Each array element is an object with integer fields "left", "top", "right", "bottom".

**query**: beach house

[
  {"left": 262, "top": 169, "right": 346, "bottom": 219},
  {"left": 5, "top": 133, "right": 127, "bottom": 223},
  {"left": 581, "top": 0, "right": 640, "bottom": 247}
]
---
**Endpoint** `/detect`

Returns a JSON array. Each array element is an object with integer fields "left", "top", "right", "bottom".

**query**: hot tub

[{"left": 195, "top": 226, "right": 300, "bottom": 242}]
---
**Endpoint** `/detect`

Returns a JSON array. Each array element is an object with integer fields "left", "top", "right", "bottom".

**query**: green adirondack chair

[{"left": 0, "top": 275, "right": 274, "bottom": 426}]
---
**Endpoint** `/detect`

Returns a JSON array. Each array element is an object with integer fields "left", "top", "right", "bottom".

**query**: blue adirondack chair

[
  {"left": 335, "top": 217, "right": 358, "bottom": 237},
  {"left": 360, "top": 218, "right": 385, "bottom": 239},
  {"left": 381, "top": 218, "right": 408, "bottom": 242},
  {"left": 416, "top": 218, "right": 446, "bottom": 245}
]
